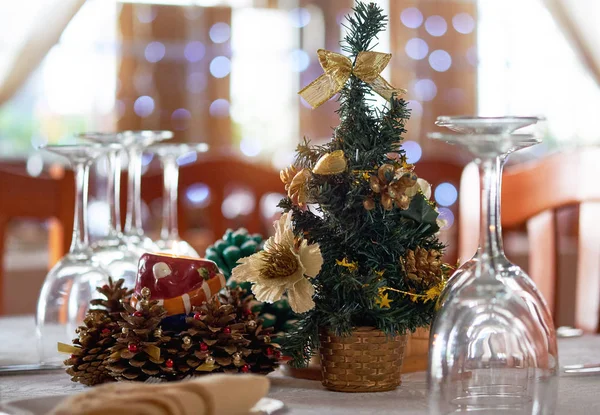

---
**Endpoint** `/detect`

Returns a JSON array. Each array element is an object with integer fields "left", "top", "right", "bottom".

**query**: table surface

[{"left": 1, "top": 316, "right": 600, "bottom": 414}]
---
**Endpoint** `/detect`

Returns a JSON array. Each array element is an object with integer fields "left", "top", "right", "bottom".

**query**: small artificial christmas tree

[{"left": 232, "top": 2, "right": 452, "bottom": 371}]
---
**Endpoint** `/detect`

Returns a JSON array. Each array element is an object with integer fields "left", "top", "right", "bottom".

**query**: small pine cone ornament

[
  {"left": 403, "top": 247, "right": 443, "bottom": 289},
  {"left": 176, "top": 287, "right": 279, "bottom": 376},
  {"left": 90, "top": 277, "right": 133, "bottom": 317},
  {"left": 106, "top": 289, "right": 168, "bottom": 381},
  {"left": 64, "top": 310, "right": 118, "bottom": 386},
  {"left": 205, "top": 228, "right": 262, "bottom": 279}
]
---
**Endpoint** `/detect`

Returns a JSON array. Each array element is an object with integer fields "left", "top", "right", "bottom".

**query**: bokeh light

[
  {"left": 133, "top": 96, "right": 155, "bottom": 117},
  {"left": 291, "top": 49, "right": 310, "bottom": 72},
  {"left": 406, "top": 100, "right": 423, "bottom": 117},
  {"left": 435, "top": 182, "right": 458, "bottom": 206},
  {"left": 26, "top": 153, "right": 43, "bottom": 177},
  {"left": 209, "top": 22, "right": 231, "bottom": 43},
  {"left": 136, "top": 6, "right": 157, "bottom": 24},
  {"left": 401, "top": 7, "right": 423, "bottom": 29},
  {"left": 187, "top": 72, "right": 207, "bottom": 93},
  {"left": 209, "top": 99, "right": 230, "bottom": 117},
  {"left": 413, "top": 79, "right": 437, "bottom": 101},
  {"left": 405, "top": 38, "right": 428, "bottom": 60},
  {"left": 452, "top": 13, "right": 475, "bottom": 34},
  {"left": 289, "top": 8, "right": 311, "bottom": 28},
  {"left": 177, "top": 151, "right": 197, "bottom": 166},
  {"left": 429, "top": 49, "right": 452, "bottom": 72},
  {"left": 184, "top": 41, "right": 205, "bottom": 62},
  {"left": 402, "top": 140, "right": 422, "bottom": 163},
  {"left": 144, "top": 41, "right": 165, "bottom": 63},
  {"left": 437, "top": 207, "right": 455, "bottom": 229},
  {"left": 171, "top": 108, "right": 191, "bottom": 131},
  {"left": 240, "top": 137, "right": 262, "bottom": 157},
  {"left": 209, "top": 56, "right": 231, "bottom": 78},
  {"left": 186, "top": 183, "right": 210, "bottom": 208},
  {"left": 425, "top": 15, "right": 447, "bottom": 37},
  {"left": 222, "top": 189, "right": 255, "bottom": 219},
  {"left": 261, "top": 193, "right": 285, "bottom": 219}
]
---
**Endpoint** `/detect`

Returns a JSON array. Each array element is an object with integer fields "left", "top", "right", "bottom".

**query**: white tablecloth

[{"left": 1, "top": 316, "right": 600, "bottom": 414}]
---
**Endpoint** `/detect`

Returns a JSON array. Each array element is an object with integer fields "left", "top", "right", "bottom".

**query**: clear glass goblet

[
  {"left": 77, "top": 132, "right": 140, "bottom": 287},
  {"left": 426, "top": 132, "right": 558, "bottom": 415},
  {"left": 36, "top": 144, "right": 113, "bottom": 365},
  {"left": 150, "top": 143, "right": 209, "bottom": 257},
  {"left": 435, "top": 116, "right": 545, "bottom": 308},
  {"left": 120, "top": 130, "right": 173, "bottom": 253}
]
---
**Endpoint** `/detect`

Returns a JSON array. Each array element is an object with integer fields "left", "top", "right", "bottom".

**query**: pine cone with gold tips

[
  {"left": 106, "top": 288, "right": 168, "bottom": 381},
  {"left": 402, "top": 247, "right": 443, "bottom": 289},
  {"left": 63, "top": 310, "right": 118, "bottom": 386},
  {"left": 90, "top": 277, "right": 133, "bottom": 317}
]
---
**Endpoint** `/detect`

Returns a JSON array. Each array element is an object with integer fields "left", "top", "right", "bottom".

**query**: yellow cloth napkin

[{"left": 50, "top": 374, "right": 270, "bottom": 415}]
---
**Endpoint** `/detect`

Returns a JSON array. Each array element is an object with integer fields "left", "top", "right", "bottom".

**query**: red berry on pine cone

[
  {"left": 241, "top": 364, "right": 250, "bottom": 373},
  {"left": 200, "top": 342, "right": 208, "bottom": 351},
  {"left": 223, "top": 327, "right": 231, "bottom": 334},
  {"left": 275, "top": 350, "right": 282, "bottom": 359},
  {"left": 133, "top": 311, "right": 143, "bottom": 317},
  {"left": 266, "top": 347, "right": 274, "bottom": 356},
  {"left": 194, "top": 312, "right": 202, "bottom": 320},
  {"left": 244, "top": 309, "right": 252, "bottom": 316},
  {"left": 102, "top": 285, "right": 109, "bottom": 290},
  {"left": 165, "top": 359, "right": 174, "bottom": 368},
  {"left": 101, "top": 328, "right": 111, "bottom": 335},
  {"left": 128, "top": 343, "right": 139, "bottom": 353},
  {"left": 70, "top": 354, "right": 76, "bottom": 359}
]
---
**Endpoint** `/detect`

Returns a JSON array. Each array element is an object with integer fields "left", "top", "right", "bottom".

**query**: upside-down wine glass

[
  {"left": 120, "top": 130, "right": 173, "bottom": 253},
  {"left": 76, "top": 133, "right": 140, "bottom": 287},
  {"left": 36, "top": 144, "right": 113, "bottom": 365},
  {"left": 435, "top": 117, "right": 545, "bottom": 308},
  {"left": 150, "top": 143, "right": 209, "bottom": 257},
  {"left": 426, "top": 130, "right": 558, "bottom": 415}
]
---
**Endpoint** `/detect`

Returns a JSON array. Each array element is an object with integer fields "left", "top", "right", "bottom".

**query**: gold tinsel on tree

[
  {"left": 106, "top": 288, "right": 168, "bottom": 381},
  {"left": 63, "top": 278, "right": 131, "bottom": 386}
]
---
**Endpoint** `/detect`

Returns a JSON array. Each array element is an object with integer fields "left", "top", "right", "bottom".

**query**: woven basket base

[{"left": 319, "top": 327, "right": 408, "bottom": 393}]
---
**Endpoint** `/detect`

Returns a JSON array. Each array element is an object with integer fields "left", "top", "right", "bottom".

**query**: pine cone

[
  {"left": 205, "top": 228, "right": 262, "bottom": 278},
  {"left": 171, "top": 287, "right": 279, "bottom": 377},
  {"left": 106, "top": 294, "right": 168, "bottom": 382},
  {"left": 64, "top": 310, "right": 117, "bottom": 386},
  {"left": 403, "top": 247, "right": 443, "bottom": 289},
  {"left": 90, "top": 277, "right": 133, "bottom": 317}
]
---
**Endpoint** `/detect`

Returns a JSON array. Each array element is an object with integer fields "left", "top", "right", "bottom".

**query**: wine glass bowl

[
  {"left": 36, "top": 144, "right": 113, "bottom": 365},
  {"left": 427, "top": 118, "right": 557, "bottom": 414}
]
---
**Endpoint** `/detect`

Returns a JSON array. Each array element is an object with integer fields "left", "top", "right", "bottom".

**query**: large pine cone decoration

[
  {"left": 106, "top": 293, "right": 168, "bottom": 381},
  {"left": 64, "top": 310, "right": 117, "bottom": 386},
  {"left": 168, "top": 287, "right": 279, "bottom": 376},
  {"left": 403, "top": 247, "right": 443, "bottom": 289}
]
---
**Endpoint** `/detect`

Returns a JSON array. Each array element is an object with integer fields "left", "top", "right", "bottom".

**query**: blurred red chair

[
  {"left": 459, "top": 149, "right": 600, "bottom": 332},
  {"left": 0, "top": 163, "right": 74, "bottom": 315},
  {"left": 140, "top": 155, "right": 283, "bottom": 252}
]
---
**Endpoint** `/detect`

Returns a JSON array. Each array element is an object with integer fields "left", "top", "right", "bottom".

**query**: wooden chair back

[
  {"left": 459, "top": 149, "right": 600, "bottom": 332},
  {"left": 140, "top": 155, "right": 283, "bottom": 240},
  {"left": 0, "top": 163, "right": 74, "bottom": 314}
]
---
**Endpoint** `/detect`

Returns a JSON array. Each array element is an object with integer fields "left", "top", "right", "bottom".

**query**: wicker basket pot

[{"left": 319, "top": 326, "right": 408, "bottom": 392}]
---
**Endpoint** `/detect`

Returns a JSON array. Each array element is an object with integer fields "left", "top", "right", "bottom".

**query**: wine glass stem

[
  {"left": 70, "top": 161, "right": 90, "bottom": 255},
  {"left": 125, "top": 146, "right": 143, "bottom": 236},
  {"left": 106, "top": 150, "right": 121, "bottom": 237},
  {"left": 161, "top": 156, "right": 180, "bottom": 241},
  {"left": 477, "top": 156, "right": 502, "bottom": 262}
]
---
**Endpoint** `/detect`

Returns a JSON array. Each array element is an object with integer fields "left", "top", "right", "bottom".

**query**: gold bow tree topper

[{"left": 298, "top": 49, "right": 406, "bottom": 109}]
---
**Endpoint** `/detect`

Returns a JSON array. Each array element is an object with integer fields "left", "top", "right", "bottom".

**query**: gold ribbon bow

[{"left": 299, "top": 49, "right": 406, "bottom": 109}]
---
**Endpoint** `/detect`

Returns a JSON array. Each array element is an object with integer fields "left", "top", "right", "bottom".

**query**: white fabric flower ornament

[{"left": 231, "top": 212, "right": 323, "bottom": 313}]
